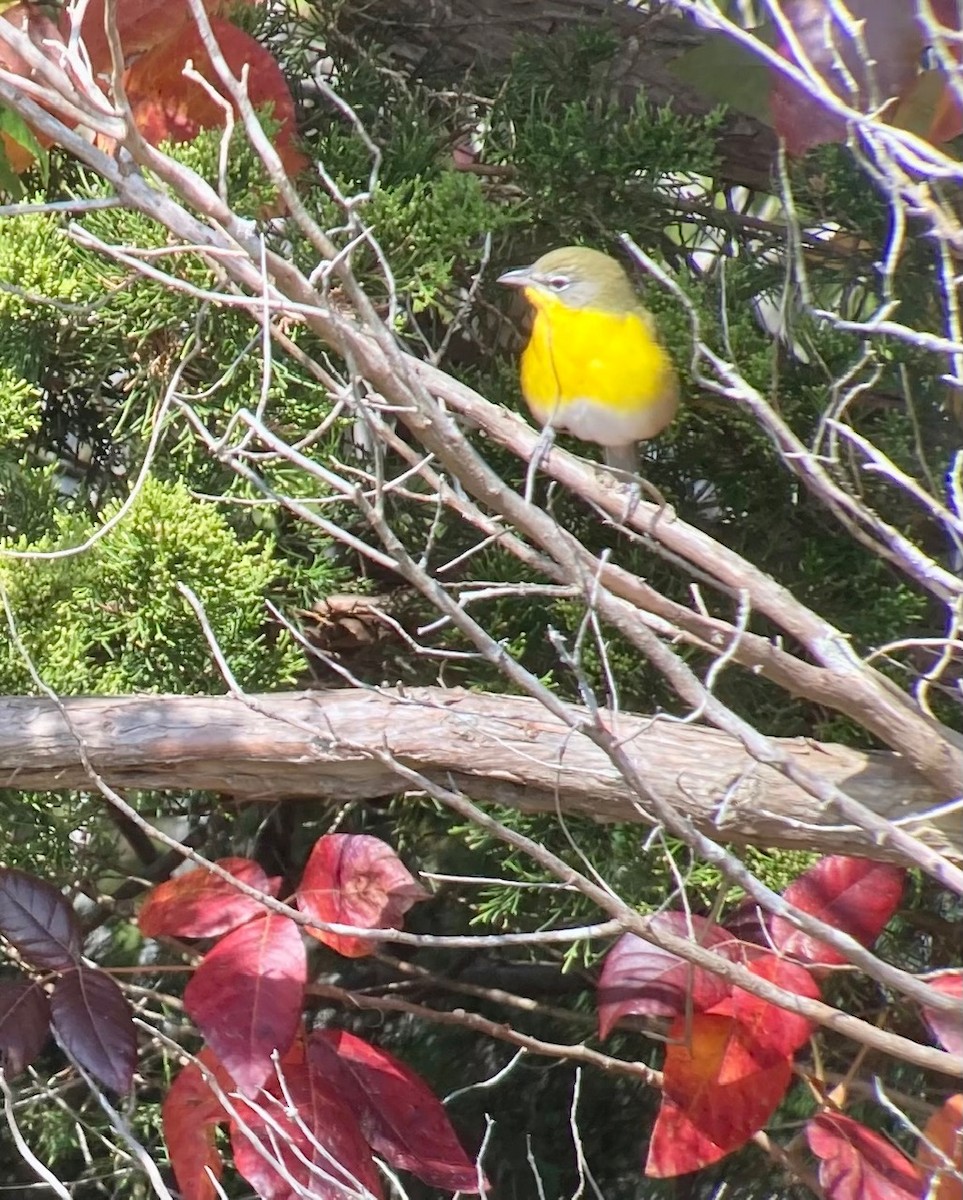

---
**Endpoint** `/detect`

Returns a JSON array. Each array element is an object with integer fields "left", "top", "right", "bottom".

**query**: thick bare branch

[{"left": 1, "top": 689, "right": 959, "bottom": 865}]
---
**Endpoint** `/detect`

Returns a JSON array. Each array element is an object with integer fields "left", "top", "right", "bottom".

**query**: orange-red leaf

[
  {"left": 81, "top": 0, "right": 186, "bottom": 70},
  {"left": 807, "top": 1113, "right": 923, "bottom": 1200},
  {"left": 184, "top": 913, "right": 306, "bottom": 1096},
  {"left": 725, "top": 951, "right": 819, "bottom": 1057},
  {"left": 296, "top": 834, "right": 429, "bottom": 959},
  {"left": 3, "top": 2, "right": 302, "bottom": 175},
  {"left": 139, "top": 857, "right": 280, "bottom": 939},
  {"left": 79, "top": 0, "right": 247, "bottom": 76},
  {"left": 162, "top": 1047, "right": 235, "bottom": 1200},
  {"left": 645, "top": 1012, "right": 792, "bottom": 1176},
  {"left": 919, "top": 1094, "right": 963, "bottom": 1200},
  {"left": 120, "top": 17, "right": 307, "bottom": 179}
]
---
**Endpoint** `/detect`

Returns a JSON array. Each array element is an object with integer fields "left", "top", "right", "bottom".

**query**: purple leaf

[
  {"left": 0, "top": 868, "right": 81, "bottom": 969},
  {"left": 598, "top": 914, "right": 740, "bottom": 1038},
  {"left": 50, "top": 966, "right": 136, "bottom": 1093},
  {"left": 0, "top": 979, "right": 51, "bottom": 1076}
]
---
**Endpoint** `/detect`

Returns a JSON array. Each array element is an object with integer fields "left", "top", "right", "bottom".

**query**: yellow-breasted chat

[{"left": 497, "top": 246, "right": 679, "bottom": 473}]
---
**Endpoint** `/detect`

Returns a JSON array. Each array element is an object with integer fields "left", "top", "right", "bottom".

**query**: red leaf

[
  {"left": 770, "top": 0, "right": 923, "bottom": 156},
  {"left": 296, "top": 835, "right": 429, "bottom": 959},
  {"left": 771, "top": 857, "right": 904, "bottom": 966},
  {"left": 231, "top": 1060, "right": 383, "bottom": 1200},
  {"left": 80, "top": 0, "right": 188, "bottom": 73},
  {"left": 117, "top": 18, "right": 308, "bottom": 180},
  {"left": 807, "top": 1113, "right": 923, "bottom": 1200},
  {"left": 50, "top": 966, "right": 136, "bottom": 1093},
  {"left": 922, "top": 973, "right": 963, "bottom": 1055},
  {"left": 0, "top": 980, "right": 51, "bottom": 1077},
  {"left": 184, "top": 913, "right": 306, "bottom": 1096},
  {"left": 724, "top": 952, "right": 819, "bottom": 1057},
  {"left": 163, "top": 1048, "right": 235, "bottom": 1200},
  {"left": 308, "top": 1029, "right": 484, "bottom": 1192},
  {"left": 79, "top": 0, "right": 247, "bottom": 75},
  {"left": 139, "top": 857, "right": 280, "bottom": 939},
  {"left": 597, "top": 915, "right": 737, "bottom": 1038},
  {"left": 645, "top": 1012, "right": 792, "bottom": 1176},
  {"left": 919, "top": 1094, "right": 963, "bottom": 1200},
  {"left": 0, "top": 867, "right": 82, "bottom": 969}
]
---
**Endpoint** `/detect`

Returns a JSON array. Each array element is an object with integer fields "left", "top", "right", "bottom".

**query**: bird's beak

[{"left": 496, "top": 266, "right": 535, "bottom": 289}]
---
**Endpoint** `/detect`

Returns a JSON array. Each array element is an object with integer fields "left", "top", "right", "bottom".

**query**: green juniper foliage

[{"left": 0, "top": 476, "right": 302, "bottom": 694}]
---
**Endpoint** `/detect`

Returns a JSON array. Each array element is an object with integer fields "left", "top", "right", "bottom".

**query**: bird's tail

[{"left": 602, "top": 443, "right": 639, "bottom": 475}]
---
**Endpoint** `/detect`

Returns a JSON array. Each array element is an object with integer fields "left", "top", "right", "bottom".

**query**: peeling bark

[{"left": 2, "top": 688, "right": 958, "bottom": 865}]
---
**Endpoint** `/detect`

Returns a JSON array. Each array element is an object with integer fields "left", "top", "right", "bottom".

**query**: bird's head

[{"left": 497, "top": 246, "right": 640, "bottom": 314}]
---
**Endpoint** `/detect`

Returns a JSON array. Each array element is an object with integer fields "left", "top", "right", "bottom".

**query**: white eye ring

[{"left": 547, "top": 275, "right": 571, "bottom": 291}]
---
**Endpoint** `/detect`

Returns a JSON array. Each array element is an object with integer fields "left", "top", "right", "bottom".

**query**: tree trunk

[{"left": 3, "top": 688, "right": 958, "bottom": 865}]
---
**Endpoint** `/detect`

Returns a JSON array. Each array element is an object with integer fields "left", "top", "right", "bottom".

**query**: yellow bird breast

[{"left": 519, "top": 293, "right": 678, "bottom": 448}]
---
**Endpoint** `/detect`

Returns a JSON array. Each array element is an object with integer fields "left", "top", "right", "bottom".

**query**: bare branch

[{"left": 0, "top": 689, "right": 957, "bottom": 866}]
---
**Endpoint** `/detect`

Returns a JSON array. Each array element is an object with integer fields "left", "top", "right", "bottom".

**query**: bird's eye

[{"left": 547, "top": 275, "right": 571, "bottom": 291}]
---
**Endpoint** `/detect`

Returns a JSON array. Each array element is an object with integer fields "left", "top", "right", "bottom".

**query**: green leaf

[
  {"left": 0, "top": 104, "right": 48, "bottom": 185},
  {"left": 670, "top": 25, "right": 776, "bottom": 125}
]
